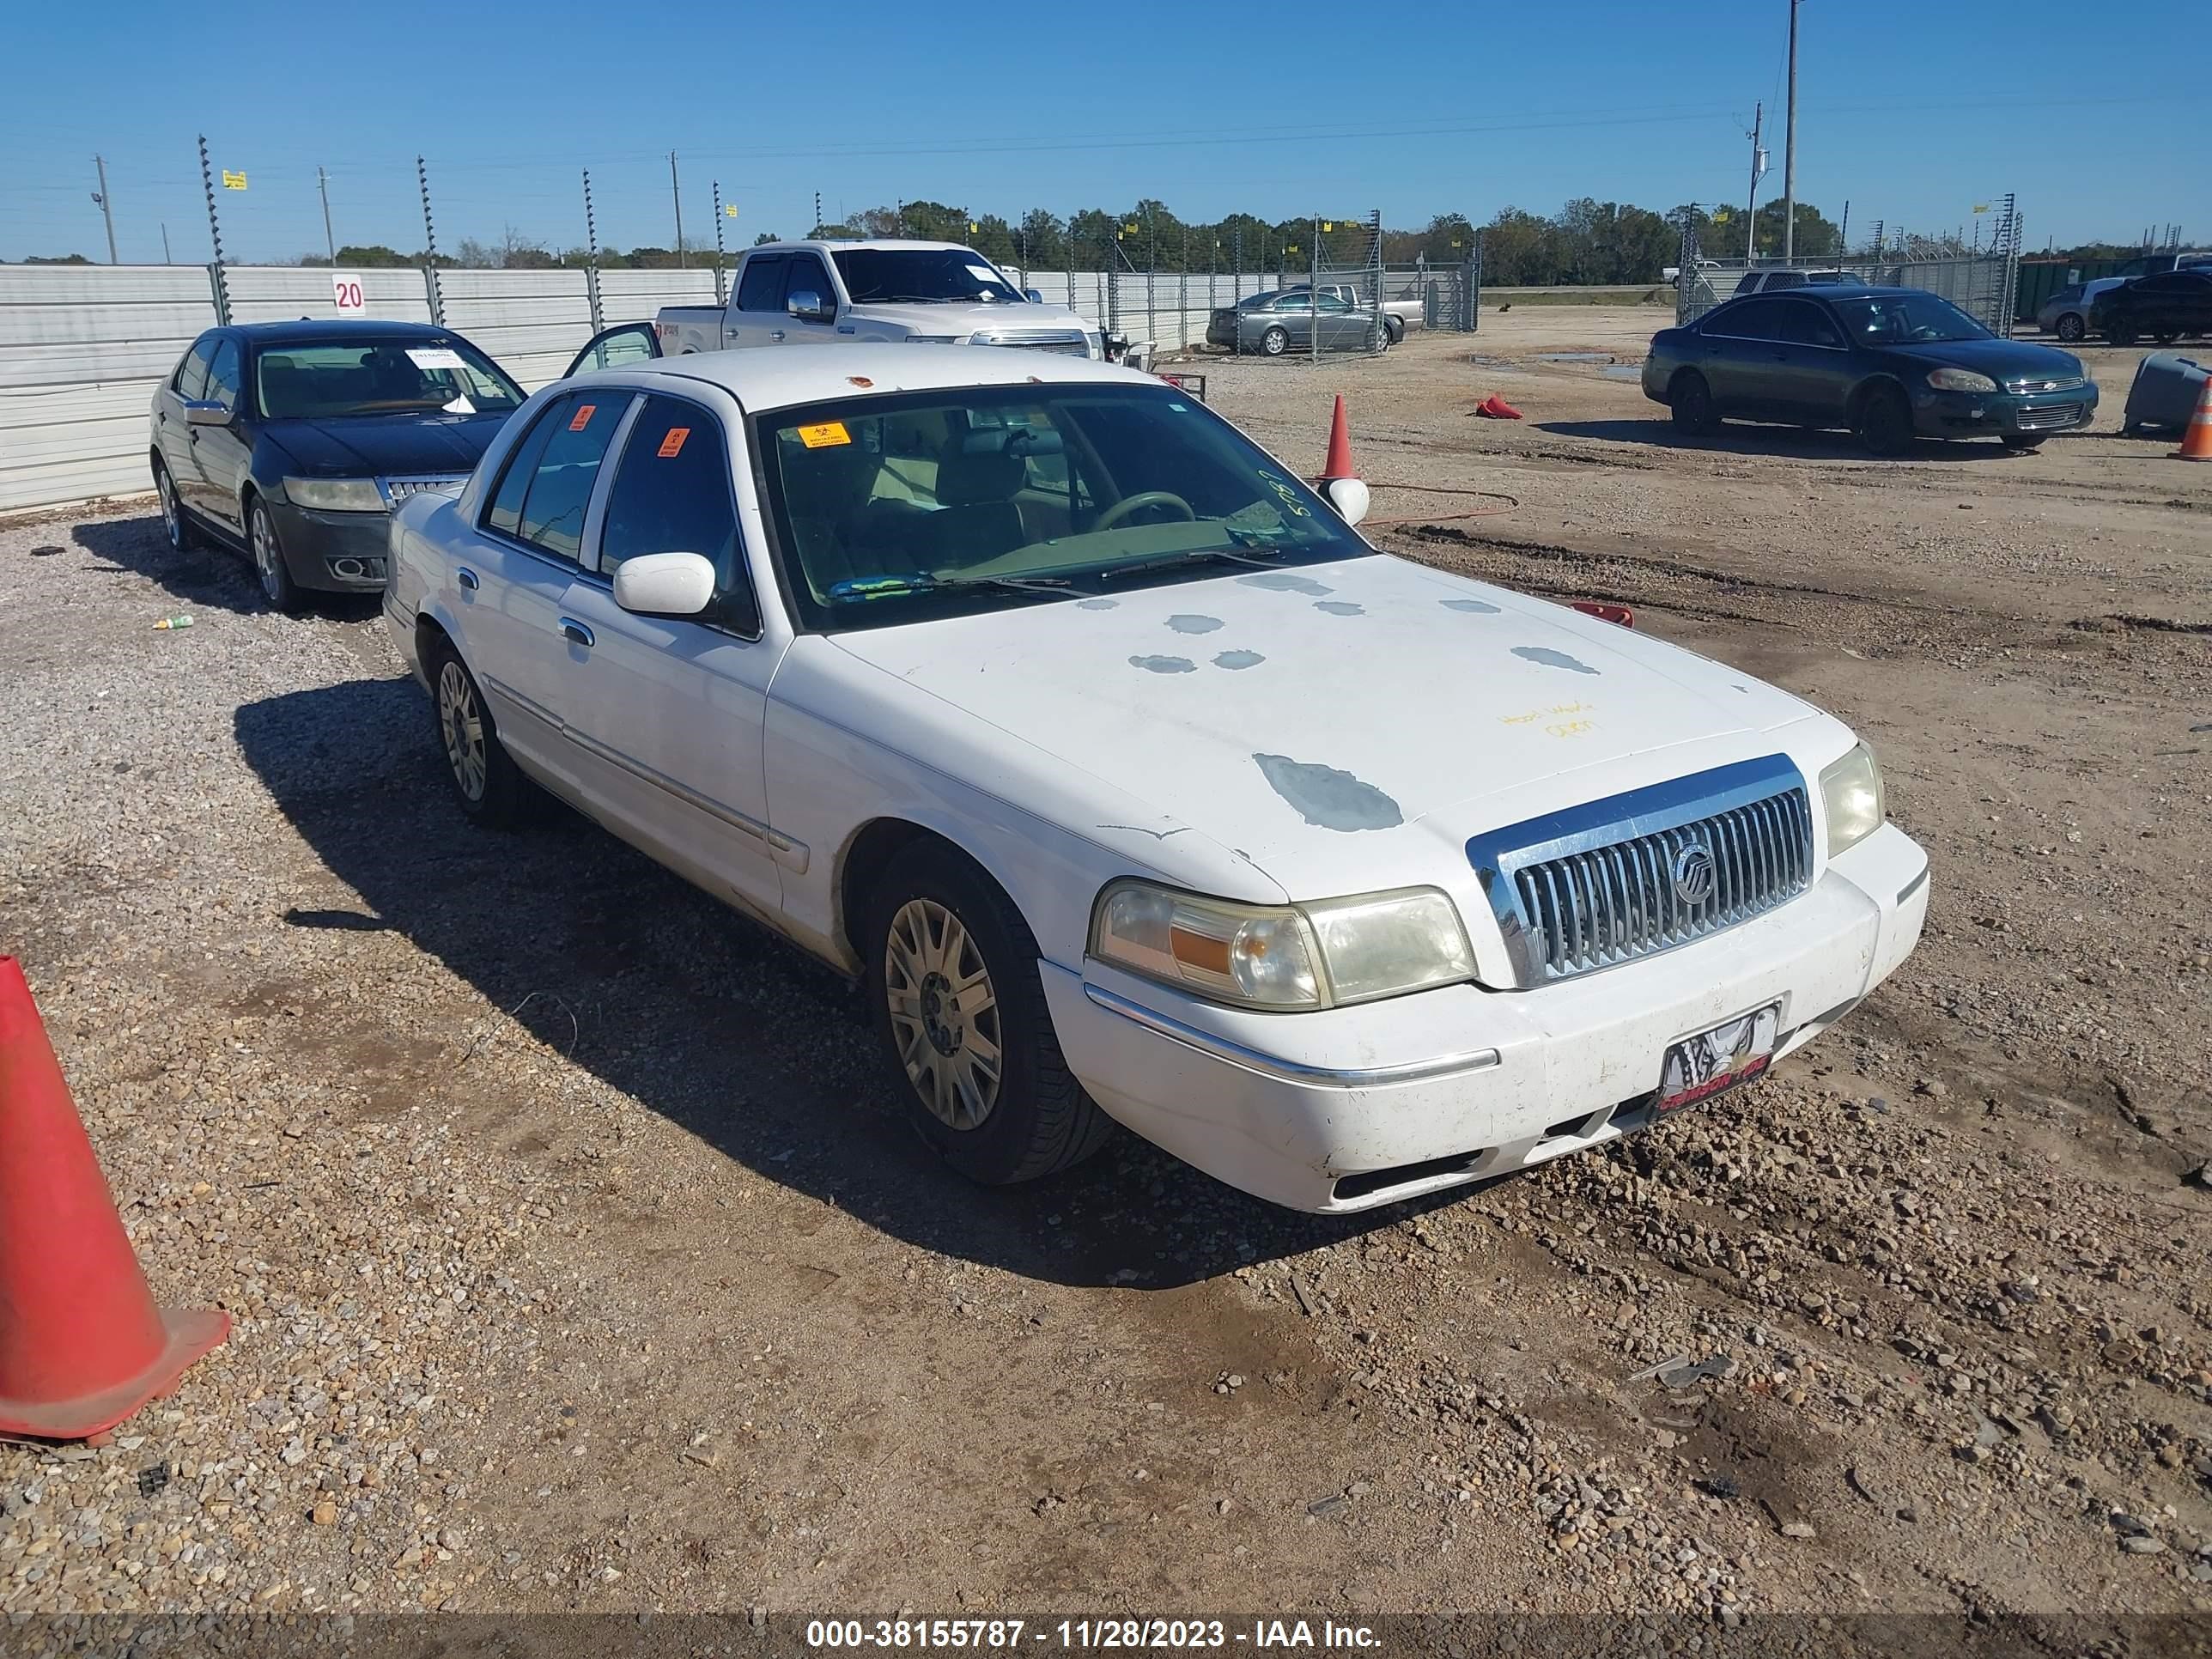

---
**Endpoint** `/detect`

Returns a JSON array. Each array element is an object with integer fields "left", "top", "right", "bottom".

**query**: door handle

[
  {"left": 560, "top": 617, "right": 595, "bottom": 648},
  {"left": 769, "top": 330, "right": 786, "bottom": 342},
  {"left": 456, "top": 568, "right": 479, "bottom": 592}
]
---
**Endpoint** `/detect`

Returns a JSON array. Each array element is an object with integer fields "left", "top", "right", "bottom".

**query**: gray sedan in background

[{"left": 1206, "top": 289, "right": 1387, "bottom": 356}]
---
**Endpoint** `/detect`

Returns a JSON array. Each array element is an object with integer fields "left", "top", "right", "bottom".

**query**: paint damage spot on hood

[
  {"left": 1511, "top": 645, "right": 1599, "bottom": 675},
  {"left": 1129, "top": 654, "right": 1197, "bottom": 674},
  {"left": 1441, "top": 597, "right": 1502, "bottom": 614},
  {"left": 1252, "top": 753, "right": 1404, "bottom": 832},
  {"left": 1314, "top": 600, "right": 1364, "bottom": 617},
  {"left": 1239, "top": 572, "right": 1334, "bottom": 597},
  {"left": 1167, "top": 614, "right": 1224, "bottom": 635},
  {"left": 1213, "top": 649, "right": 1265, "bottom": 670}
]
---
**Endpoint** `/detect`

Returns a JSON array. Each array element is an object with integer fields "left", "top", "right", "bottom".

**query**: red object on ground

[
  {"left": 1322, "top": 395, "right": 1359, "bottom": 478},
  {"left": 2177, "top": 377, "right": 2212, "bottom": 461},
  {"left": 1570, "top": 600, "right": 1636, "bottom": 628},
  {"left": 1476, "top": 393, "right": 1524, "bottom": 420},
  {"left": 0, "top": 957, "right": 228, "bottom": 1439}
]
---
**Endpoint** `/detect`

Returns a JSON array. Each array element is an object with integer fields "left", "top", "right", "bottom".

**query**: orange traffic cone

[
  {"left": 1476, "top": 393, "right": 1524, "bottom": 420},
  {"left": 1316, "top": 397, "right": 1370, "bottom": 522},
  {"left": 0, "top": 957, "right": 228, "bottom": 1439},
  {"left": 2176, "top": 376, "right": 2212, "bottom": 461}
]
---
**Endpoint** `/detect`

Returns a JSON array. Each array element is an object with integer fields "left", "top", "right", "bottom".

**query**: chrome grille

[
  {"left": 2003, "top": 374, "right": 2086, "bottom": 393},
  {"left": 2014, "top": 404, "right": 2085, "bottom": 431},
  {"left": 970, "top": 330, "right": 1091, "bottom": 357},
  {"left": 1467, "top": 755, "right": 1814, "bottom": 988},
  {"left": 378, "top": 475, "right": 469, "bottom": 507}
]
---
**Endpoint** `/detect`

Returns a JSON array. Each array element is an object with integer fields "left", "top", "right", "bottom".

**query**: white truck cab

[{"left": 655, "top": 239, "right": 1103, "bottom": 360}]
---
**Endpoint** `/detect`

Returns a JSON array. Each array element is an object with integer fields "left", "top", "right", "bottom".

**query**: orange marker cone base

[
  {"left": 2175, "top": 378, "right": 2212, "bottom": 461},
  {"left": 0, "top": 1306, "right": 229, "bottom": 1441}
]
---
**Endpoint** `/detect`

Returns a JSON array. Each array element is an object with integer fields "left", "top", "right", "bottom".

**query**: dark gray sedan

[{"left": 1206, "top": 289, "right": 1385, "bottom": 356}]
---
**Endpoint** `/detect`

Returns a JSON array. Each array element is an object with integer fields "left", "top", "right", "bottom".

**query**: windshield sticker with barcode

[{"left": 405, "top": 348, "right": 466, "bottom": 370}]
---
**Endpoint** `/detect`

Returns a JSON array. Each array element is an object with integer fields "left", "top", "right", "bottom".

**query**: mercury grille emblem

[{"left": 1671, "top": 842, "right": 1717, "bottom": 905}]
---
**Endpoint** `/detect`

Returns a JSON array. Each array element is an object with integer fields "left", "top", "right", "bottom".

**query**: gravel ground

[{"left": 0, "top": 313, "right": 2206, "bottom": 1630}]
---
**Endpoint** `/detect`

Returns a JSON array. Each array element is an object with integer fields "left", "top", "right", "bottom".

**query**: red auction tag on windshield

[
  {"left": 568, "top": 404, "right": 595, "bottom": 431},
  {"left": 658, "top": 427, "right": 690, "bottom": 459}
]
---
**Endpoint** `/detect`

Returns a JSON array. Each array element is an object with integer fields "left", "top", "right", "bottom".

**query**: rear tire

[
  {"left": 866, "top": 841, "right": 1113, "bottom": 1187},
  {"left": 1856, "top": 385, "right": 1915, "bottom": 457},
  {"left": 2105, "top": 322, "right": 2137, "bottom": 348},
  {"left": 1261, "top": 326, "right": 1289, "bottom": 357},
  {"left": 2055, "top": 313, "right": 2086, "bottom": 343},
  {"left": 426, "top": 640, "right": 530, "bottom": 828},
  {"left": 1669, "top": 371, "right": 1719, "bottom": 435}
]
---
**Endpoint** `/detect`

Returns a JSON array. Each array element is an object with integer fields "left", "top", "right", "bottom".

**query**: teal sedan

[{"left": 1642, "top": 284, "right": 2098, "bottom": 455}]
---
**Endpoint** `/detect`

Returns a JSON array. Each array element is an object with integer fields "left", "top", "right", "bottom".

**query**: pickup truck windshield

[
  {"left": 757, "top": 383, "right": 1369, "bottom": 633},
  {"left": 830, "top": 248, "right": 1023, "bottom": 306},
  {"left": 253, "top": 337, "right": 523, "bottom": 420}
]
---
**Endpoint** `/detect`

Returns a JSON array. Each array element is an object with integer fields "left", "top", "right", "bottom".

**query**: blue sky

[{"left": 5, "top": 0, "right": 2202, "bottom": 263}]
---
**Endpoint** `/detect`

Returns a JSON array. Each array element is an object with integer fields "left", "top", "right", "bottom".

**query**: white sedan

[{"left": 383, "top": 344, "right": 1929, "bottom": 1212}]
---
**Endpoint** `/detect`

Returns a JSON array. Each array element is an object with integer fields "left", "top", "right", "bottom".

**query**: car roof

[
  {"left": 1724, "top": 283, "right": 1926, "bottom": 301},
  {"left": 572, "top": 343, "right": 1153, "bottom": 414},
  {"left": 221, "top": 319, "right": 456, "bottom": 344},
  {"left": 750, "top": 239, "right": 985, "bottom": 257}
]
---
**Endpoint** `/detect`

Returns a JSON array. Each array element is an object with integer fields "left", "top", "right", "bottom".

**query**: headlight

[
  {"left": 1926, "top": 367, "right": 1998, "bottom": 394},
  {"left": 1819, "top": 743, "right": 1887, "bottom": 856},
  {"left": 1090, "top": 880, "right": 1474, "bottom": 1011},
  {"left": 284, "top": 477, "right": 386, "bottom": 513}
]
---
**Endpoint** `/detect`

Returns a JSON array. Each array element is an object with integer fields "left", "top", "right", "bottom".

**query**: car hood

[
  {"left": 260, "top": 412, "right": 511, "bottom": 478},
  {"left": 847, "top": 301, "right": 1090, "bottom": 338},
  {"left": 1885, "top": 337, "right": 2084, "bottom": 381},
  {"left": 826, "top": 554, "right": 1827, "bottom": 896}
]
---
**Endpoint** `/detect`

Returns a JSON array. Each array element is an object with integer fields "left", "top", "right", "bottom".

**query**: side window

[
  {"left": 514, "top": 395, "right": 625, "bottom": 562},
  {"left": 174, "top": 336, "right": 218, "bottom": 400},
  {"left": 735, "top": 256, "right": 786, "bottom": 313},
  {"left": 485, "top": 398, "right": 569, "bottom": 538},
  {"left": 1274, "top": 293, "right": 1312, "bottom": 313},
  {"left": 1709, "top": 298, "right": 1783, "bottom": 340},
  {"left": 599, "top": 396, "right": 757, "bottom": 634},
  {"left": 1316, "top": 292, "right": 1352, "bottom": 313},
  {"left": 204, "top": 338, "right": 244, "bottom": 410},
  {"left": 782, "top": 255, "right": 835, "bottom": 307},
  {"left": 1778, "top": 301, "right": 1841, "bottom": 347}
]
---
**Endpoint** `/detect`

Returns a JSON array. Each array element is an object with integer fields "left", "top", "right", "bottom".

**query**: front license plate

[{"left": 1655, "top": 1003, "right": 1782, "bottom": 1114}]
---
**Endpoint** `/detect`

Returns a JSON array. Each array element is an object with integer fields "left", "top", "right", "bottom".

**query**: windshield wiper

[
  {"left": 824, "top": 573, "right": 1072, "bottom": 604},
  {"left": 1096, "top": 541, "right": 1298, "bottom": 584}
]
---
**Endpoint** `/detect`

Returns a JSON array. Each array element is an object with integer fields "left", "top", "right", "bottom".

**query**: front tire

[
  {"left": 2002, "top": 434, "right": 2046, "bottom": 452},
  {"left": 1261, "top": 326, "right": 1289, "bottom": 357},
  {"left": 1669, "top": 371, "right": 1719, "bottom": 435},
  {"left": 427, "top": 641, "right": 530, "bottom": 827},
  {"left": 248, "top": 498, "right": 301, "bottom": 614},
  {"left": 2105, "top": 322, "right": 2136, "bottom": 347},
  {"left": 1856, "top": 385, "right": 1915, "bottom": 457},
  {"left": 866, "top": 842, "right": 1112, "bottom": 1187},
  {"left": 2055, "top": 313, "right": 2085, "bottom": 343}
]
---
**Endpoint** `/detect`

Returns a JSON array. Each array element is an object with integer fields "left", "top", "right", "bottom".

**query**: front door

[
  {"left": 565, "top": 322, "right": 660, "bottom": 379},
  {"left": 156, "top": 333, "right": 220, "bottom": 501},
  {"left": 553, "top": 391, "right": 786, "bottom": 918},
  {"left": 1765, "top": 297, "right": 1854, "bottom": 426},
  {"left": 777, "top": 252, "right": 843, "bottom": 345},
  {"left": 725, "top": 254, "right": 788, "bottom": 349},
  {"left": 186, "top": 334, "right": 253, "bottom": 533}
]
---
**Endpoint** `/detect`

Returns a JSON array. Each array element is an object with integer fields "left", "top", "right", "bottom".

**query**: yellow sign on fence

[
  {"left": 221, "top": 170, "right": 247, "bottom": 190},
  {"left": 723, "top": 204, "right": 738, "bottom": 218}
]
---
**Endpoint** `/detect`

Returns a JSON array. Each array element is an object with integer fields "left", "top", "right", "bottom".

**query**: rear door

[
  {"left": 1696, "top": 298, "right": 1786, "bottom": 414},
  {"left": 555, "top": 392, "right": 787, "bottom": 917},
  {"left": 724, "top": 254, "right": 788, "bottom": 348}
]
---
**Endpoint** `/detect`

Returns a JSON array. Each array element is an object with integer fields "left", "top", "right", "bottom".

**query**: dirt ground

[{"left": 1, "top": 309, "right": 2207, "bottom": 1638}]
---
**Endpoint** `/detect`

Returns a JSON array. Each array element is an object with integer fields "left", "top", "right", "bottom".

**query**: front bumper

[
  {"left": 1042, "top": 822, "right": 1929, "bottom": 1213},
  {"left": 1913, "top": 384, "right": 2098, "bottom": 438},
  {"left": 267, "top": 498, "right": 392, "bottom": 591}
]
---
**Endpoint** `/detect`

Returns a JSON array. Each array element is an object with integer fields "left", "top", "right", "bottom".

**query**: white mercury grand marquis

[{"left": 383, "top": 344, "right": 1929, "bottom": 1212}]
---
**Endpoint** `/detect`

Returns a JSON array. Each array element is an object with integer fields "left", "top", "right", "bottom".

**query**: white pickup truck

[{"left": 656, "top": 239, "right": 1103, "bottom": 361}]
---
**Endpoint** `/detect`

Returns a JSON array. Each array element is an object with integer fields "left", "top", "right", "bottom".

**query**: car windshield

[
  {"left": 1832, "top": 293, "right": 1992, "bottom": 345},
  {"left": 254, "top": 337, "right": 523, "bottom": 420},
  {"left": 830, "top": 248, "right": 1022, "bottom": 305},
  {"left": 757, "top": 383, "right": 1370, "bottom": 632}
]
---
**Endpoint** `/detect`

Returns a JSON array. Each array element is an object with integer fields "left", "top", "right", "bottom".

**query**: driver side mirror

[
  {"left": 1024, "top": 287, "right": 1045, "bottom": 305},
  {"left": 184, "top": 399, "right": 233, "bottom": 427},
  {"left": 786, "top": 289, "right": 837, "bottom": 327},
  {"left": 1320, "top": 477, "right": 1371, "bottom": 527},
  {"left": 612, "top": 551, "right": 717, "bottom": 617}
]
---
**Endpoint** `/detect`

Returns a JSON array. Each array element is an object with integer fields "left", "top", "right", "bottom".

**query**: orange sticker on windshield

[
  {"left": 568, "top": 404, "right": 596, "bottom": 431},
  {"left": 798, "top": 421, "right": 851, "bottom": 448},
  {"left": 657, "top": 427, "right": 690, "bottom": 459}
]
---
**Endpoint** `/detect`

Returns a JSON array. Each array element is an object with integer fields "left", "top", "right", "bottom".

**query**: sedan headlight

[
  {"left": 1819, "top": 742, "right": 1887, "bottom": 856},
  {"left": 1091, "top": 880, "right": 1474, "bottom": 1011},
  {"left": 284, "top": 476, "right": 386, "bottom": 513},
  {"left": 1926, "top": 367, "right": 1998, "bottom": 394}
]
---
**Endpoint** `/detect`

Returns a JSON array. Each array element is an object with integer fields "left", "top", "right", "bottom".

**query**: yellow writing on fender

[{"left": 798, "top": 421, "right": 852, "bottom": 448}]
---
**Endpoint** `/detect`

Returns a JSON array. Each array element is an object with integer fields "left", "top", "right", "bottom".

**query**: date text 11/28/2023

[{"left": 804, "top": 1620, "right": 1382, "bottom": 1650}]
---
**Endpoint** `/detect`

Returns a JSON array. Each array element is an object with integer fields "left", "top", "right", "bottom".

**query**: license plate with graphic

[{"left": 1655, "top": 1003, "right": 1782, "bottom": 1114}]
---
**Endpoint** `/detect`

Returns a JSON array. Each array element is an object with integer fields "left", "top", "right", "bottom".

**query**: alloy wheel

[
  {"left": 252, "top": 508, "right": 283, "bottom": 601},
  {"left": 437, "top": 659, "right": 489, "bottom": 802},
  {"left": 883, "top": 897, "right": 1002, "bottom": 1131}
]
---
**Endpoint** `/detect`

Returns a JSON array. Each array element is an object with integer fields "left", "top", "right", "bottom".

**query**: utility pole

[
  {"left": 669, "top": 150, "right": 685, "bottom": 267},
  {"left": 1783, "top": 0, "right": 1800, "bottom": 262},
  {"left": 317, "top": 166, "right": 337, "bottom": 264},
  {"left": 92, "top": 155, "right": 118, "bottom": 264},
  {"left": 1743, "top": 102, "right": 1765, "bottom": 264}
]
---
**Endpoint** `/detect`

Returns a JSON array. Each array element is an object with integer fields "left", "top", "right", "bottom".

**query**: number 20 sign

[{"left": 331, "top": 275, "right": 366, "bottom": 314}]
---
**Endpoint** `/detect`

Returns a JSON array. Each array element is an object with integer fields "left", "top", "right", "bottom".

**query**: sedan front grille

[
  {"left": 2003, "top": 374, "right": 2086, "bottom": 393},
  {"left": 2014, "top": 404, "right": 2085, "bottom": 431},
  {"left": 1467, "top": 755, "right": 1814, "bottom": 987},
  {"left": 379, "top": 476, "right": 469, "bottom": 507}
]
